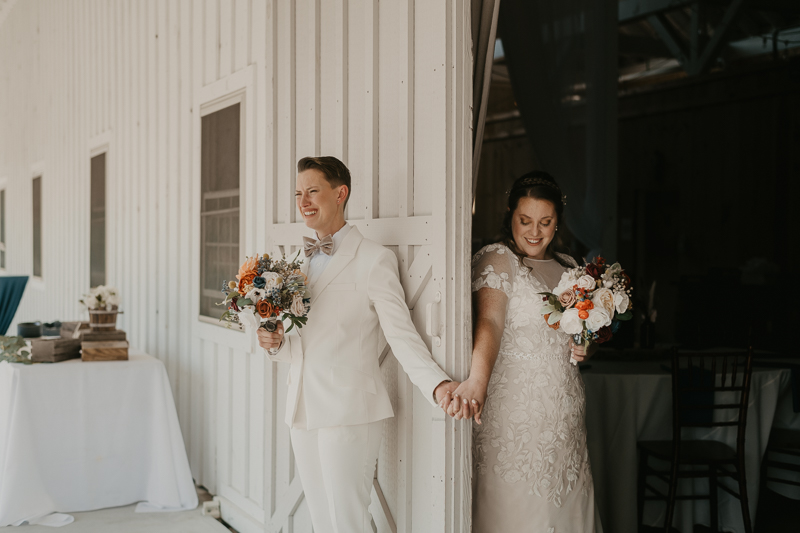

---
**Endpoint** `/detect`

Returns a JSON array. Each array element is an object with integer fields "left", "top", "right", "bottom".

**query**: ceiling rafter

[
  {"left": 623, "top": 0, "right": 751, "bottom": 76},
  {"left": 620, "top": 0, "right": 800, "bottom": 25}
]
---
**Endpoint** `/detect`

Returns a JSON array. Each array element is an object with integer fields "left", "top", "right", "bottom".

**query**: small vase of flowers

[{"left": 80, "top": 285, "right": 121, "bottom": 331}]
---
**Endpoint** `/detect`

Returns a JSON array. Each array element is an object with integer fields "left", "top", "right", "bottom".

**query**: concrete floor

[{"left": 3, "top": 488, "right": 230, "bottom": 533}]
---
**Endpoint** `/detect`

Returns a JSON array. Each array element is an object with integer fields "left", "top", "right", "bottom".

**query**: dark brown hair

[
  {"left": 501, "top": 171, "right": 571, "bottom": 267},
  {"left": 297, "top": 156, "right": 352, "bottom": 209}
]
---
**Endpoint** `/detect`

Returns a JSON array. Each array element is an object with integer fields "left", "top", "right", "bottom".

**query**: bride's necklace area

[{"left": 522, "top": 255, "right": 562, "bottom": 292}]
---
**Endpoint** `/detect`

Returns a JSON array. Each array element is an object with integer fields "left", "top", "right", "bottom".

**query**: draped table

[
  {"left": 582, "top": 360, "right": 799, "bottom": 533},
  {"left": 0, "top": 352, "right": 198, "bottom": 526}
]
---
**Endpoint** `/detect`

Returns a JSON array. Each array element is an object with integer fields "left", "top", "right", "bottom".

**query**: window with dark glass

[
  {"left": 0, "top": 189, "right": 5, "bottom": 270},
  {"left": 200, "top": 103, "right": 241, "bottom": 319},
  {"left": 32, "top": 176, "right": 42, "bottom": 278},
  {"left": 90, "top": 153, "right": 106, "bottom": 287}
]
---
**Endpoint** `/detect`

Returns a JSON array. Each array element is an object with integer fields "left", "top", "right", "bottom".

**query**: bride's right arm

[
  {"left": 445, "top": 245, "right": 513, "bottom": 423},
  {"left": 447, "top": 288, "right": 507, "bottom": 424}
]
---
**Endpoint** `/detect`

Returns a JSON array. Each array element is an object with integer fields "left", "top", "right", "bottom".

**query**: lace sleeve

[{"left": 471, "top": 244, "right": 515, "bottom": 297}]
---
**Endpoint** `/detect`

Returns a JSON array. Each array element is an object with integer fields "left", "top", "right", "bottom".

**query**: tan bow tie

[{"left": 303, "top": 235, "right": 334, "bottom": 257}]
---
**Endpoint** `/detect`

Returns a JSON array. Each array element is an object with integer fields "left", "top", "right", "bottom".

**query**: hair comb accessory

[
  {"left": 516, "top": 177, "right": 561, "bottom": 192},
  {"left": 508, "top": 177, "right": 567, "bottom": 205}
]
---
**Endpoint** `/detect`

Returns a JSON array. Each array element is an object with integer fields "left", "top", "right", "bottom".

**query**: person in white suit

[{"left": 257, "top": 156, "right": 459, "bottom": 533}]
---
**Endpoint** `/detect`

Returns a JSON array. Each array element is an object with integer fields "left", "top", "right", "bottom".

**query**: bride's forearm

[{"left": 469, "top": 315, "right": 503, "bottom": 387}]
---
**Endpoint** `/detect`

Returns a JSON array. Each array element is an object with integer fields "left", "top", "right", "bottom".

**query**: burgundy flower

[
  {"left": 594, "top": 326, "right": 612, "bottom": 344},
  {"left": 586, "top": 263, "right": 603, "bottom": 280}
]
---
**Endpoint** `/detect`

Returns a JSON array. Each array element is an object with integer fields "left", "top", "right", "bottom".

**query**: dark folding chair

[{"left": 637, "top": 348, "right": 754, "bottom": 533}]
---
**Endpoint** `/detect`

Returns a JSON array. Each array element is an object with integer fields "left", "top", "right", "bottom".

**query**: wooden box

[
  {"left": 80, "top": 329, "right": 127, "bottom": 342},
  {"left": 60, "top": 321, "right": 91, "bottom": 339},
  {"left": 30, "top": 338, "right": 82, "bottom": 363},
  {"left": 81, "top": 340, "right": 129, "bottom": 361}
]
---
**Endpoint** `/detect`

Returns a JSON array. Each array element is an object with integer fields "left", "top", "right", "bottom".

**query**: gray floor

[{"left": 3, "top": 488, "right": 230, "bottom": 533}]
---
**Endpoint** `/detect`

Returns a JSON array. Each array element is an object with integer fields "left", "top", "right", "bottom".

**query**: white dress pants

[{"left": 290, "top": 419, "right": 384, "bottom": 533}]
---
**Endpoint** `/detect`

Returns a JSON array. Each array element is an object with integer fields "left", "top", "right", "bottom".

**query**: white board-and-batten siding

[{"left": 0, "top": 1, "right": 473, "bottom": 532}]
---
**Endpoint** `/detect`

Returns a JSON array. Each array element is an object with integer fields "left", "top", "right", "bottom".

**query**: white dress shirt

[{"left": 307, "top": 223, "right": 352, "bottom": 287}]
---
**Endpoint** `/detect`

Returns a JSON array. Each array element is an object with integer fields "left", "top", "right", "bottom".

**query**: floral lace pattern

[{"left": 472, "top": 243, "right": 594, "bottom": 512}]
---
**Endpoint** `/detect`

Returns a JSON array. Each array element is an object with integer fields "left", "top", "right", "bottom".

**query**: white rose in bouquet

[
  {"left": 559, "top": 308, "right": 584, "bottom": 335},
  {"left": 261, "top": 272, "right": 283, "bottom": 290},
  {"left": 585, "top": 308, "right": 612, "bottom": 332},
  {"left": 591, "top": 288, "right": 615, "bottom": 317},
  {"left": 576, "top": 275, "right": 597, "bottom": 291},
  {"left": 552, "top": 271, "right": 578, "bottom": 296},
  {"left": 614, "top": 291, "right": 630, "bottom": 314}
]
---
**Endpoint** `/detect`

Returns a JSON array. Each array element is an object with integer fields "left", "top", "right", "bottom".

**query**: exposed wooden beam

[
  {"left": 708, "top": 0, "right": 800, "bottom": 16},
  {"left": 619, "top": 0, "right": 694, "bottom": 24},
  {"left": 689, "top": 0, "right": 745, "bottom": 75},
  {"left": 643, "top": 0, "right": 746, "bottom": 76},
  {"left": 619, "top": 34, "right": 674, "bottom": 57},
  {"left": 648, "top": 14, "right": 691, "bottom": 67},
  {"left": 620, "top": 0, "right": 800, "bottom": 25},
  {"left": 689, "top": 3, "right": 707, "bottom": 66}
]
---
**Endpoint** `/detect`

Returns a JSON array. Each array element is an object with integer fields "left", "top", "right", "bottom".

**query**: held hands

[
  {"left": 568, "top": 337, "right": 598, "bottom": 364},
  {"left": 439, "top": 378, "right": 488, "bottom": 425},
  {"left": 436, "top": 339, "right": 596, "bottom": 424},
  {"left": 256, "top": 321, "right": 284, "bottom": 353}
]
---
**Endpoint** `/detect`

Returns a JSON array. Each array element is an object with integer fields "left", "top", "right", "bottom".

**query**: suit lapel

[
  {"left": 299, "top": 245, "right": 312, "bottom": 300},
  {"left": 310, "top": 226, "right": 363, "bottom": 305}
]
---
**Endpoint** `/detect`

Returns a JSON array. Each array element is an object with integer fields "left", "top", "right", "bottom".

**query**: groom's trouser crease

[{"left": 290, "top": 419, "right": 384, "bottom": 533}]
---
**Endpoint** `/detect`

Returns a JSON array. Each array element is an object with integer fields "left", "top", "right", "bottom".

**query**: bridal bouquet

[
  {"left": 539, "top": 257, "right": 633, "bottom": 364},
  {"left": 219, "top": 252, "right": 310, "bottom": 333}
]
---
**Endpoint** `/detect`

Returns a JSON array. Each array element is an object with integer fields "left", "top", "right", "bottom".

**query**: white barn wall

[{"left": 0, "top": 1, "right": 472, "bottom": 531}]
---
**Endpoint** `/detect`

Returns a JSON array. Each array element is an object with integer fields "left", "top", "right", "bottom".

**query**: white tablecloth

[
  {"left": 582, "top": 361, "right": 800, "bottom": 533},
  {"left": 0, "top": 352, "right": 198, "bottom": 526}
]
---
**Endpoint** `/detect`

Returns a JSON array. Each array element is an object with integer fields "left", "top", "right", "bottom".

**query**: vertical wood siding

[{"left": 0, "top": 1, "right": 472, "bottom": 531}]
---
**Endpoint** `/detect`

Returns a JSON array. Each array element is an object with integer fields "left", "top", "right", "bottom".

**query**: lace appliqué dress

[{"left": 472, "top": 243, "right": 602, "bottom": 533}]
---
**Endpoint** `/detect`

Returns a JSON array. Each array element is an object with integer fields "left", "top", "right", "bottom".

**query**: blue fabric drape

[{"left": 0, "top": 276, "right": 28, "bottom": 335}]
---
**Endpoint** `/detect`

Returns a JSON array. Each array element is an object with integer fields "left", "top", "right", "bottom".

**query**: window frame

[
  {"left": 30, "top": 161, "right": 45, "bottom": 285},
  {"left": 0, "top": 177, "right": 7, "bottom": 273},
  {"left": 89, "top": 135, "right": 110, "bottom": 289},
  {"left": 192, "top": 65, "right": 254, "bottom": 346},
  {"left": 198, "top": 101, "right": 242, "bottom": 322}
]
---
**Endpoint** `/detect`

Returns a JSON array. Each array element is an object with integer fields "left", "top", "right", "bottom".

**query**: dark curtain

[
  {"left": 0, "top": 276, "right": 28, "bottom": 335},
  {"left": 498, "top": 0, "right": 618, "bottom": 260},
  {"left": 472, "top": 0, "right": 502, "bottom": 198}
]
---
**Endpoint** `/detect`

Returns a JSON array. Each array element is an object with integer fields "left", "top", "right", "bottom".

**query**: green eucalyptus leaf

[
  {"left": 616, "top": 310, "right": 633, "bottom": 321},
  {"left": 547, "top": 311, "right": 563, "bottom": 325},
  {"left": 540, "top": 304, "right": 556, "bottom": 315}
]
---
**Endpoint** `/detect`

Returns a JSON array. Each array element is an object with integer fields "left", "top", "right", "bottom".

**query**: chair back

[{"left": 670, "top": 348, "right": 754, "bottom": 452}]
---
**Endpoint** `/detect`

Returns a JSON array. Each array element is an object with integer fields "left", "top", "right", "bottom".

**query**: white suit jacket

[{"left": 265, "top": 226, "right": 450, "bottom": 430}]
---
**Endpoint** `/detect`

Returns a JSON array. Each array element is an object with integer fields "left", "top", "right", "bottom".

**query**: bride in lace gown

[{"left": 446, "top": 172, "right": 602, "bottom": 533}]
